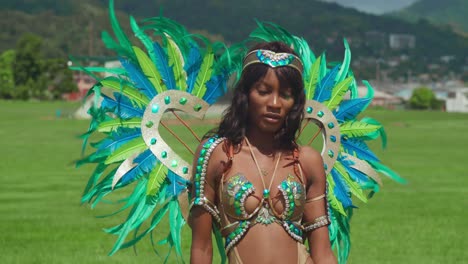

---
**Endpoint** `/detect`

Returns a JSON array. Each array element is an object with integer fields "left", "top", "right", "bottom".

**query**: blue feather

[
  {"left": 203, "top": 74, "right": 227, "bottom": 104},
  {"left": 341, "top": 138, "right": 380, "bottom": 162},
  {"left": 101, "top": 93, "right": 144, "bottom": 119},
  {"left": 313, "top": 65, "right": 340, "bottom": 102},
  {"left": 119, "top": 58, "right": 156, "bottom": 98},
  {"left": 331, "top": 168, "right": 353, "bottom": 208},
  {"left": 152, "top": 42, "right": 177, "bottom": 90},
  {"left": 92, "top": 127, "right": 141, "bottom": 153},
  {"left": 185, "top": 46, "right": 202, "bottom": 93},
  {"left": 120, "top": 150, "right": 158, "bottom": 185},
  {"left": 334, "top": 98, "right": 372, "bottom": 122},
  {"left": 165, "top": 171, "right": 189, "bottom": 197},
  {"left": 339, "top": 157, "right": 370, "bottom": 184}
]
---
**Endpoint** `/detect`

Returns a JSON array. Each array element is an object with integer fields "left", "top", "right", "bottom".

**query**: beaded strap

[
  {"left": 225, "top": 220, "right": 250, "bottom": 253},
  {"left": 302, "top": 215, "right": 330, "bottom": 233},
  {"left": 283, "top": 220, "right": 303, "bottom": 243},
  {"left": 190, "top": 136, "right": 226, "bottom": 224}
]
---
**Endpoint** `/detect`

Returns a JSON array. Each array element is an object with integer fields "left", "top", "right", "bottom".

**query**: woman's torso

[{"left": 215, "top": 144, "right": 308, "bottom": 263}]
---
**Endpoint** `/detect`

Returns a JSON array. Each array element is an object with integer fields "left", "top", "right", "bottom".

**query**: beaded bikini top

[
  {"left": 220, "top": 172, "right": 306, "bottom": 252},
  {"left": 189, "top": 135, "right": 307, "bottom": 253}
]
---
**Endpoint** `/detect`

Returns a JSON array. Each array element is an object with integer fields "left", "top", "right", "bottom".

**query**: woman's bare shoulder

[
  {"left": 297, "top": 145, "right": 325, "bottom": 184},
  {"left": 298, "top": 145, "right": 322, "bottom": 163}
]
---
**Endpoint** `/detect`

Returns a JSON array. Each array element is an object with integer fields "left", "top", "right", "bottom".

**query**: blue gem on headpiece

[{"left": 256, "top": 50, "right": 295, "bottom": 68}]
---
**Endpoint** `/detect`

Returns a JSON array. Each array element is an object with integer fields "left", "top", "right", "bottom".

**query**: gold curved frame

[
  {"left": 303, "top": 100, "right": 341, "bottom": 175},
  {"left": 141, "top": 90, "right": 209, "bottom": 180}
]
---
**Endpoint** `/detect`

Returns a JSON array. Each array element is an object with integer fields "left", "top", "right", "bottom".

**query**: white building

[
  {"left": 389, "top": 34, "right": 416, "bottom": 49},
  {"left": 446, "top": 88, "right": 468, "bottom": 113}
]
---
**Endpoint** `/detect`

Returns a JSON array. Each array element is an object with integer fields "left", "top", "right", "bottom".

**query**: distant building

[
  {"left": 446, "top": 88, "right": 468, "bottom": 113},
  {"left": 63, "top": 71, "right": 95, "bottom": 101},
  {"left": 389, "top": 34, "right": 416, "bottom": 49},
  {"left": 349, "top": 86, "right": 403, "bottom": 109},
  {"left": 104, "top": 60, "right": 123, "bottom": 78}
]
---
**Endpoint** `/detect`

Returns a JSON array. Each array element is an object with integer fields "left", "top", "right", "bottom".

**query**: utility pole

[{"left": 89, "top": 21, "right": 94, "bottom": 57}]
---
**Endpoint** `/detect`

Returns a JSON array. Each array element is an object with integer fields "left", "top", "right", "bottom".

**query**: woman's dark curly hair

[{"left": 215, "top": 41, "right": 305, "bottom": 150}]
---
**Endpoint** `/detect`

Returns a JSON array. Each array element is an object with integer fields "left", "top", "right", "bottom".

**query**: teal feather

[
  {"left": 108, "top": 0, "right": 135, "bottom": 61},
  {"left": 361, "top": 80, "right": 375, "bottom": 111},
  {"left": 101, "top": 31, "right": 134, "bottom": 60},
  {"left": 81, "top": 163, "right": 108, "bottom": 202},
  {"left": 117, "top": 201, "right": 170, "bottom": 250},
  {"left": 335, "top": 39, "right": 351, "bottom": 83},
  {"left": 213, "top": 226, "right": 227, "bottom": 264},
  {"left": 360, "top": 117, "right": 387, "bottom": 149},
  {"left": 368, "top": 161, "right": 407, "bottom": 184}
]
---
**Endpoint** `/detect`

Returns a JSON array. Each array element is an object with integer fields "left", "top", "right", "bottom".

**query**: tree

[
  {"left": 0, "top": 49, "right": 16, "bottom": 98},
  {"left": 12, "top": 33, "right": 45, "bottom": 99},
  {"left": 42, "top": 58, "right": 76, "bottom": 99},
  {"left": 409, "top": 86, "right": 441, "bottom": 110},
  {"left": 7, "top": 33, "right": 77, "bottom": 100},
  {"left": 13, "top": 33, "right": 43, "bottom": 84}
]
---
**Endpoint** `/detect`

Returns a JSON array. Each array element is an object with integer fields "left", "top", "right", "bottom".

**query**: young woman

[{"left": 190, "top": 41, "right": 337, "bottom": 264}]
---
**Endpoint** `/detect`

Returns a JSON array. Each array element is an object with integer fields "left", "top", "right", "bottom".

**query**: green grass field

[{"left": 0, "top": 100, "right": 467, "bottom": 263}]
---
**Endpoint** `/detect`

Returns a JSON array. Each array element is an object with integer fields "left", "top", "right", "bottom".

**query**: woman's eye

[{"left": 257, "top": 90, "right": 269, "bottom": 95}]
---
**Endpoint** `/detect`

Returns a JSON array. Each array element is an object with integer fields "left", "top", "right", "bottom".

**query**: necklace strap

[{"left": 245, "top": 137, "right": 282, "bottom": 194}]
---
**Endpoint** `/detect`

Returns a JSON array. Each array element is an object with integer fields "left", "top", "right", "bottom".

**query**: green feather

[
  {"left": 361, "top": 80, "right": 375, "bottom": 110},
  {"left": 97, "top": 118, "right": 142, "bottom": 133},
  {"left": 334, "top": 161, "right": 367, "bottom": 203},
  {"left": 146, "top": 163, "right": 168, "bottom": 196},
  {"left": 327, "top": 174, "right": 347, "bottom": 216},
  {"left": 70, "top": 66, "right": 126, "bottom": 75},
  {"left": 101, "top": 31, "right": 133, "bottom": 59},
  {"left": 81, "top": 163, "right": 108, "bottom": 201},
  {"left": 213, "top": 226, "right": 227, "bottom": 264},
  {"left": 335, "top": 38, "right": 351, "bottom": 83},
  {"left": 130, "top": 16, "right": 153, "bottom": 54},
  {"left": 105, "top": 137, "right": 147, "bottom": 164},
  {"left": 360, "top": 117, "right": 387, "bottom": 149},
  {"left": 166, "top": 37, "right": 187, "bottom": 90},
  {"left": 349, "top": 76, "right": 359, "bottom": 99},
  {"left": 340, "top": 121, "right": 381, "bottom": 138},
  {"left": 325, "top": 76, "right": 354, "bottom": 110},
  {"left": 193, "top": 46, "right": 214, "bottom": 97},
  {"left": 319, "top": 53, "right": 327, "bottom": 80},
  {"left": 294, "top": 36, "right": 315, "bottom": 76},
  {"left": 101, "top": 77, "right": 150, "bottom": 106},
  {"left": 169, "top": 199, "right": 183, "bottom": 257},
  {"left": 108, "top": 0, "right": 134, "bottom": 60},
  {"left": 76, "top": 150, "right": 109, "bottom": 168},
  {"left": 368, "top": 161, "right": 407, "bottom": 184},
  {"left": 304, "top": 56, "right": 321, "bottom": 100},
  {"left": 133, "top": 46, "right": 166, "bottom": 94}
]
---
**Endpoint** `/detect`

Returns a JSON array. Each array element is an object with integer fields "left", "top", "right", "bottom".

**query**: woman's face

[{"left": 247, "top": 68, "right": 295, "bottom": 134}]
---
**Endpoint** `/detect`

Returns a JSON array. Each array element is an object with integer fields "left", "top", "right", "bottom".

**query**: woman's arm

[
  {"left": 300, "top": 146, "right": 337, "bottom": 264},
  {"left": 189, "top": 140, "right": 224, "bottom": 264}
]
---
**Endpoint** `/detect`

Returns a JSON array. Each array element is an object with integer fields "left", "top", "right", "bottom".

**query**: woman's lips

[{"left": 263, "top": 113, "right": 282, "bottom": 123}]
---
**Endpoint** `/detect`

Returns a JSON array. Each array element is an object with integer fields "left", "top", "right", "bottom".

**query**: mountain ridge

[
  {"left": 390, "top": 0, "right": 468, "bottom": 34},
  {"left": 1, "top": 0, "right": 466, "bottom": 80}
]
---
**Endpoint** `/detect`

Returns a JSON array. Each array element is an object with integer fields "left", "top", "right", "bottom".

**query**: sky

[{"left": 320, "top": 0, "right": 419, "bottom": 14}]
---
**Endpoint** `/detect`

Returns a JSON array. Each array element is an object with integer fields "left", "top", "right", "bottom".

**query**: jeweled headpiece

[{"left": 242, "top": 49, "right": 304, "bottom": 75}]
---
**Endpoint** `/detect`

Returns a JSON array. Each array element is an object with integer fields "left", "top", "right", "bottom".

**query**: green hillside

[
  {"left": 0, "top": 0, "right": 466, "bottom": 81},
  {"left": 391, "top": 0, "right": 468, "bottom": 34}
]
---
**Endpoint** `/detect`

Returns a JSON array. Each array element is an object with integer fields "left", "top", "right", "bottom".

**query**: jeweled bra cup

[{"left": 219, "top": 145, "right": 307, "bottom": 252}]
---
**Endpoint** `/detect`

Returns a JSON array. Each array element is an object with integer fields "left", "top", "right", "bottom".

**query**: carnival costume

[{"left": 77, "top": 1, "right": 404, "bottom": 263}]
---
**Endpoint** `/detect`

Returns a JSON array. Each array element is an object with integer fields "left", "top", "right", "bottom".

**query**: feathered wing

[
  {"left": 247, "top": 22, "right": 405, "bottom": 263},
  {"left": 76, "top": 0, "right": 232, "bottom": 260}
]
